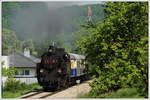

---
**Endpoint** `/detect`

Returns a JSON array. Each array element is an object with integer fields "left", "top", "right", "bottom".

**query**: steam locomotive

[{"left": 36, "top": 44, "right": 88, "bottom": 91}]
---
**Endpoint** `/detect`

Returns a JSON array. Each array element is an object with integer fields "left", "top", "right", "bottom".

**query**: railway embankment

[
  {"left": 20, "top": 79, "right": 93, "bottom": 98},
  {"left": 47, "top": 79, "right": 93, "bottom": 98}
]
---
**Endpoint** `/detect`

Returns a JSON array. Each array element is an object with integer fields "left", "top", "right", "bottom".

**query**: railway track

[
  {"left": 20, "top": 91, "right": 44, "bottom": 99},
  {"left": 20, "top": 84, "right": 75, "bottom": 98},
  {"left": 20, "top": 88, "right": 67, "bottom": 99},
  {"left": 20, "top": 79, "right": 93, "bottom": 99},
  {"left": 39, "top": 88, "right": 68, "bottom": 98}
]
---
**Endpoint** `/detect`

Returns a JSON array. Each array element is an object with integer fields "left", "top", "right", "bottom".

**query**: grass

[
  {"left": 2, "top": 90, "right": 28, "bottom": 98},
  {"left": 78, "top": 88, "right": 145, "bottom": 98},
  {"left": 2, "top": 83, "right": 42, "bottom": 98}
]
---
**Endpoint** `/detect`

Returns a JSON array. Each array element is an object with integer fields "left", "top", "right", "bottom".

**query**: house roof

[
  {"left": 69, "top": 53, "right": 85, "bottom": 60},
  {"left": 19, "top": 52, "right": 41, "bottom": 63},
  {"left": 9, "top": 52, "right": 41, "bottom": 68}
]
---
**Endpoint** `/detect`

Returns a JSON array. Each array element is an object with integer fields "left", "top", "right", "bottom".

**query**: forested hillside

[{"left": 2, "top": 2, "right": 104, "bottom": 56}]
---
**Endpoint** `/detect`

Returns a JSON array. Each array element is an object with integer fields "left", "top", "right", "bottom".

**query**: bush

[
  {"left": 20, "top": 82, "right": 28, "bottom": 89},
  {"left": 2, "top": 66, "right": 19, "bottom": 78},
  {"left": 105, "top": 88, "right": 141, "bottom": 98},
  {"left": 3, "top": 79, "right": 22, "bottom": 92},
  {"left": 89, "top": 59, "right": 142, "bottom": 96},
  {"left": 3, "top": 79, "right": 42, "bottom": 92},
  {"left": 2, "top": 78, "right": 42, "bottom": 98},
  {"left": 79, "top": 88, "right": 143, "bottom": 98},
  {"left": 3, "top": 78, "right": 31, "bottom": 92}
]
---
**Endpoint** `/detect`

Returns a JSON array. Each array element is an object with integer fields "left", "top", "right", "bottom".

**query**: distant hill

[{"left": 2, "top": 2, "right": 105, "bottom": 56}]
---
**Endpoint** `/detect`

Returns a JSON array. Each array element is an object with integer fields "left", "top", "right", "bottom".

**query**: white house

[
  {"left": 1, "top": 56, "right": 10, "bottom": 69},
  {"left": 2, "top": 49, "right": 41, "bottom": 84}
]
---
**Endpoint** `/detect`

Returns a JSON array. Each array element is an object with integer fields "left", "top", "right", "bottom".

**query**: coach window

[
  {"left": 77, "top": 60, "right": 80, "bottom": 67},
  {"left": 81, "top": 59, "right": 84, "bottom": 65}
]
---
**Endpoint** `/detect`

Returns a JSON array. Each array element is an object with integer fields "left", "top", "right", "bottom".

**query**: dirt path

[{"left": 46, "top": 80, "right": 93, "bottom": 98}]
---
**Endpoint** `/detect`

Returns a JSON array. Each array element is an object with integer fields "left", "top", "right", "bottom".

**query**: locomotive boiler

[{"left": 36, "top": 44, "right": 88, "bottom": 91}]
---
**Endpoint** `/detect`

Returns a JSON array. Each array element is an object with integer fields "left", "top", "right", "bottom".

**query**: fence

[
  {"left": 2, "top": 76, "right": 38, "bottom": 87},
  {"left": 13, "top": 77, "right": 38, "bottom": 85}
]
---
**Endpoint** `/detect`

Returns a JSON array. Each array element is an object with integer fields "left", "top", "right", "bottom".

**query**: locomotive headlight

[
  {"left": 40, "top": 69, "right": 44, "bottom": 73},
  {"left": 52, "top": 59, "right": 55, "bottom": 63},
  {"left": 58, "top": 68, "right": 62, "bottom": 74},
  {"left": 49, "top": 49, "right": 52, "bottom": 52}
]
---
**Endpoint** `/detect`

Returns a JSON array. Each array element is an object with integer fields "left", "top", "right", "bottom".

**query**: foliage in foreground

[
  {"left": 2, "top": 64, "right": 19, "bottom": 78},
  {"left": 79, "top": 88, "right": 144, "bottom": 98},
  {"left": 2, "top": 79, "right": 42, "bottom": 98},
  {"left": 77, "top": 2, "right": 148, "bottom": 97}
]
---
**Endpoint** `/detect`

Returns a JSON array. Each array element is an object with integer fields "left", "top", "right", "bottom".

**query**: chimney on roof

[{"left": 24, "top": 48, "right": 30, "bottom": 57}]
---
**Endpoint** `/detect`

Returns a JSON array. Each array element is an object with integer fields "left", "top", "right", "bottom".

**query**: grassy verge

[
  {"left": 2, "top": 83, "right": 42, "bottom": 98},
  {"left": 78, "top": 88, "right": 144, "bottom": 98}
]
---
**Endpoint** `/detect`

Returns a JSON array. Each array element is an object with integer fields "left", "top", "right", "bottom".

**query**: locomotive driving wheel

[
  {"left": 43, "top": 82, "right": 58, "bottom": 91},
  {"left": 57, "top": 75, "right": 69, "bottom": 89},
  {"left": 62, "top": 76, "right": 69, "bottom": 88}
]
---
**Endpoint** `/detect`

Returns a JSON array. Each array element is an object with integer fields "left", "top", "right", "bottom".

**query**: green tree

[
  {"left": 2, "top": 61, "right": 7, "bottom": 76},
  {"left": 2, "top": 61, "right": 19, "bottom": 78},
  {"left": 2, "top": 2, "right": 20, "bottom": 28},
  {"left": 22, "top": 39, "right": 36, "bottom": 55},
  {"left": 6, "top": 66, "right": 19, "bottom": 78},
  {"left": 77, "top": 2, "right": 148, "bottom": 97},
  {"left": 2, "top": 28, "right": 22, "bottom": 55}
]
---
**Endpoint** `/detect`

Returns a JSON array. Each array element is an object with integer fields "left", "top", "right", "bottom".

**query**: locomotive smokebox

[{"left": 37, "top": 44, "right": 70, "bottom": 91}]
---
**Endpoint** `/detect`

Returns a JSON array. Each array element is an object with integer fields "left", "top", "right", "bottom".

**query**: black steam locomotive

[{"left": 37, "top": 44, "right": 88, "bottom": 91}]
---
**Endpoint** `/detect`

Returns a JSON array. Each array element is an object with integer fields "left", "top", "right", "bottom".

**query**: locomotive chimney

[
  {"left": 24, "top": 48, "right": 30, "bottom": 57},
  {"left": 52, "top": 42, "right": 54, "bottom": 46}
]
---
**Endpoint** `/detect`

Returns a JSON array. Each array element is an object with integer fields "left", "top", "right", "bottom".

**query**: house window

[
  {"left": 25, "top": 70, "right": 30, "bottom": 75},
  {"left": 21, "top": 70, "right": 24, "bottom": 75},
  {"left": 15, "top": 71, "right": 19, "bottom": 75},
  {"left": 20, "top": 69, "right": 30, "bottom": 75}
]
